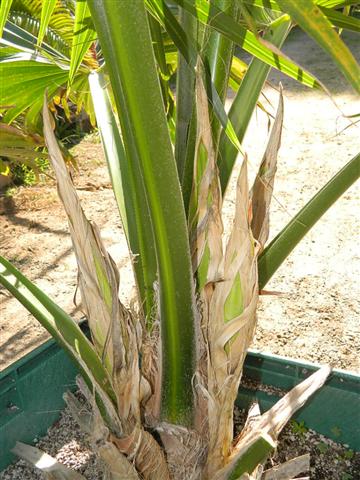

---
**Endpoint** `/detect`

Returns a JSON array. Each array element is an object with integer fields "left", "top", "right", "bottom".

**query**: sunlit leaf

[
  {"left": 68, "top": 0, "right": 96, "bottom": 86},
  {"left": 37, "top": 0, "right": 57, "bottom": 46},
  {"left": 277, "top": 0, "right": 360, "bottom": 93},
  {"left": 0, "top": 0, "right": 12, "bottom": 38}
]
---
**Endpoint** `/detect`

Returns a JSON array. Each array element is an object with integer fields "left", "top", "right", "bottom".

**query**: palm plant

[{"left": 0, "top": 0, "right": 359, "bottom": 478}]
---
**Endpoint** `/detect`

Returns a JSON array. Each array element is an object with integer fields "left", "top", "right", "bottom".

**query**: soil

[{"left": 1, "top": 28, "right": 359, "bottom": 373}]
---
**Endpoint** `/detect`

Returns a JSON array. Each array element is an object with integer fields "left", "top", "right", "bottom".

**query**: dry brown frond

[
  {"left": 204, "top": 159, "right": 260, "bottom": 475},
  {"left": 251, "top": 86, "right": 284, "bottom": 247},
  {"left": 43, "top": 100, "right": 141, "bottom": 426},
  {"left": 261, "top": 454, "right": 310, "bottom": 480},
  {"left": 190, "top": 62, "right": 224, "bottom": 286}
]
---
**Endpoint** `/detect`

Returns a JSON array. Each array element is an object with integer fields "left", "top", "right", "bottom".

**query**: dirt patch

[{"left": 1, "top": 29, "right": 359, "bottom": 372}]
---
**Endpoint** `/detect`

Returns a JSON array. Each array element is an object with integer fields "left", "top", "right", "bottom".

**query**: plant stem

[{"left": 88, "top": 0, "right": 197, "bottom": 426}]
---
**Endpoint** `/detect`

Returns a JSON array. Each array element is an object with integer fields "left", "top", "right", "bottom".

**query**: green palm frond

[
  {"left": 9, "top": 10, "right": 70, "bottom": 55},
  {"left": 11, "top": 0, "right": 74, "bottom": 44},
  {"left": 0, "top": 1, "right": 98, "bottom": 130}
]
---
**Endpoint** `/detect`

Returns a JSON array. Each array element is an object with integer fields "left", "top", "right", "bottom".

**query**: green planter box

[{"left": 1, "top": 338, "right": 359, "bottom": 471}]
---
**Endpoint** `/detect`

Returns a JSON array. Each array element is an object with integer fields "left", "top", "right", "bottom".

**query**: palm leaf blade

[
  {"left": 172, "top": 0, "right": 321, "bottom": 88},
  {"left": 37, "top": 0, "right": 57, "bottom": 46},
  {"left": 68, "top": 0, "right": 96, "bottom": 86},
  {"left": 277, "top": 0, "right": 360, "bottom": 93},
  {"left": 0, "top": 0, "right": 12, "bottom": 37}
]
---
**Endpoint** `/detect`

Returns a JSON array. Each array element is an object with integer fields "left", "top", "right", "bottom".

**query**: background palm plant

[
  {"left": 0, "top": 0, "right": 98, "bottom": 129},
  {"left": 0, "top": 0, "right": 359, "bottom": 478}
]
